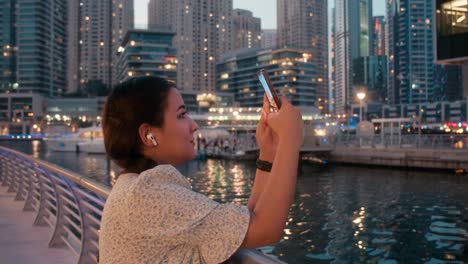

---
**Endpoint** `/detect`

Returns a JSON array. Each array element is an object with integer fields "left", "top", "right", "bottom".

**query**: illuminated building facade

[
  {"left": 261, "top": 29, "right": 277, "bottom": 49},
  {"left": 373, "top": 16, "right": 386, "bottom": 56},
  {"left": 67, "top": 0, "right": 134, "bottom": 93},
  {"left": 116, "top": 29, "right": 177, "bottom": 83},
  {"left": 0, "top": 0, "right": 67, "bottom": 96},
  {"left": 334, "top": 0, "right": 373, "bottom": 114},
  {"left": 148, "top": 0, "right": 233, "bottom": 92},
  {"left": 233, "top": 9, "right": 262, "bottom": 50},
  {"left": 277, "top": 0, "right": 329, "bottom": 113},
  {"left": 0, "top": 0, "right": 16, "bottom": 93},
  {"left": 435, "top": 0, "right": 468, "bottom": 99},
  {"left": 216, "top": 48, "right": 319, "bottom": 108}
]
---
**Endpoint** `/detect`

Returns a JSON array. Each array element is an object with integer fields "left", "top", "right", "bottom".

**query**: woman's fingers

[{"left": 263, "top": 94, "right": 271, "bottom": 114}]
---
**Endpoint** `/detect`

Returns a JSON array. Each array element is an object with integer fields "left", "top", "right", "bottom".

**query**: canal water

[{"left": 1, "top": 140, "right": 468, "bottom": 263}]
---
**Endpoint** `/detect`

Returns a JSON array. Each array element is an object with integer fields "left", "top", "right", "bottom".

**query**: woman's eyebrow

[{"left": 177, "top": 105, "right": 186, "bottom": 111}]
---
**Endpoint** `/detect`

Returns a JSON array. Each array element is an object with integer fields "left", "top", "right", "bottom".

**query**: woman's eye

[{"left": 178, "top": 112, "right": 187, "bottom": 119}]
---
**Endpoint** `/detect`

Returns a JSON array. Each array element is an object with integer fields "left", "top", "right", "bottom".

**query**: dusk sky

[{"left": 134, "top": 0, "right": 386, "bottom": 29}]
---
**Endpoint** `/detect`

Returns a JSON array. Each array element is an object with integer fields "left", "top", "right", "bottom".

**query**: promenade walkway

[{"left": 0, "top": 186, "right": 76, "bottom": 264}]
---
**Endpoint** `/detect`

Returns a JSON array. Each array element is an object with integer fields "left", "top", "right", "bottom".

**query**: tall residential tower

[
  {"left": 232, "top": 9, "right": 262, "bottom": 50},
  {"left": 277, "top": 0, "right": 329, "bottom": 112},
  {"left": 67, "top": 0, "right": 134, "bottom": 93},
  {"left": 148, "top": 0, "right": 233, "bottom": 92},
  {"left": 334, "top": 0, "right": 373, "bottom": 114}
]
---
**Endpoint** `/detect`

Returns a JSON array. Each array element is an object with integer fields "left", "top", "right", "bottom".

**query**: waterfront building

[
  {"left": 0, "top": 93, "right": 45, "bottom": 135},
  {"left": 334, "top": 0, "right": 373, "bottom": 114},
  {"left": 116, "top": 29, "right": 177, "bottom": 84},
  {"left": 261, "top": 29, "right": 277, "bottom": 49},
  {"left": 233, "top": 9, "right": 262, "bottom": 50},
  {"left": 182, "top": 91, "right": 235, "bottom": 114},
  {"left": 435, "top": 0, "right": 468, "bottom": 99},
  {"left": 44, "top": 97, "right": 106, "bottom": 123},
  {"left": 0, "top": 0, "right": 67, "bottom": 96},
  {"left": 216, "top": 48, "right": 318, "bottom": 108},
  {"left": 67, "top": 0, "right": 134, "bottom": 93},
  {"left": 277, "top": 0, "right": 329, "bottom": 113},
  {"left": 148, "top": 0, "right": 233, "bottom": 92},
  {"left": 352, "top": 99, "right": 467, "bottom": 123}
]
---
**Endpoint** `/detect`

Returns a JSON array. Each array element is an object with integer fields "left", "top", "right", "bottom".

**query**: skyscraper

[
  {"left": 232, "top": 9, "right": 261, "bottom": 50},
  {"left": 396, "top": 0, "right": 436, "bottom": 104},
  {"left": 148, "top": 0, "right": 174, "bottom": 30},
  {"left": 277, "top": 0, "right": 329, "bottom": 112},
  {"left": 373, "top": 16, "right": 386, "bottom": 56},
  {"left": 0, "top": 0, "right": 16, "bottom": 92},
  {"left": 386, "top": 0, "right": 399, "bottom": 104},
  {"left": 148, "top": 0, "right": 233, "bottom": 92},
  {"left": 67, "top": 0, "right": 133, "bottom": 94},
  {"left": 334, "top": 0, "right": 373, "bottom": 114},
  {"left": 261, "top": 29, "right": 277, "bottom": 49},
  {"left": 0, "top": 0, "right": 67, "bottom": 96}
]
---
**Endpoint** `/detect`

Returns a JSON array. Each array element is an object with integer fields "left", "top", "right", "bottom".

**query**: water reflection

[{"left": 1, "top": 140, "right": 468, "bottom": 263}]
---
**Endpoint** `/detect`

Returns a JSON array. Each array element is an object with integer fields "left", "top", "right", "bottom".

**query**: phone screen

[{"left": 258, "top": 70, "right": 281, "bottom": 111}]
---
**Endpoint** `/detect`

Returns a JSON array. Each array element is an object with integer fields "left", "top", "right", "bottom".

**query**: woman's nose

[{"left": 191, "top": 119, "right": 199, "bottom": 132}]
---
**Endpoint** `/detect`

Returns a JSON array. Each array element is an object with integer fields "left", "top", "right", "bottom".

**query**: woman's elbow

[{"left": 241, "top": 215, "right": 285, "bottom": 248}]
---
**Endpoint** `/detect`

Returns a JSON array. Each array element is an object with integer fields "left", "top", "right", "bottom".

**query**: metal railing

[{"left": 0, "top": 146, "right": 284, "bottom": 264}]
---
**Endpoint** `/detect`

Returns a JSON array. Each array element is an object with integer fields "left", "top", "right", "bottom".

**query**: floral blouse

[{"left": 99, "top": 165, "right": 250, "bottom": 264}]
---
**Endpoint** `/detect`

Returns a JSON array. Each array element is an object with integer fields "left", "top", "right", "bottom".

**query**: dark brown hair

[{"left": 102, "top": 76, "right": 174, "bottom": 174}]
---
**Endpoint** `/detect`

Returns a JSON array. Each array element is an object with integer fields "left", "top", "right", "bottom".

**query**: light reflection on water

[{"left": 1, "top": 140, "right": 468, "bottom": 263}]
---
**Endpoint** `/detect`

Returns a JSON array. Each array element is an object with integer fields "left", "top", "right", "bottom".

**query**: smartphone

[{"left": 257, "top": 69, "right": 281, "bottom": 111}]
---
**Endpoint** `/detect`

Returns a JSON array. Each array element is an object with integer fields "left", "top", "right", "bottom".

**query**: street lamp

[{"left": 356, "top": 92, "right": 366, "bottom": 122}]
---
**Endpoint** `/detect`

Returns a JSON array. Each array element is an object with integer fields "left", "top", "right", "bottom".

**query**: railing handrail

[{"left": 0, "top": 146, "right": 284, "bottom": 264}]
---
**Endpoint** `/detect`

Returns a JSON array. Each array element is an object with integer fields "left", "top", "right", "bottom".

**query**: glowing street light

[{"left": 356, "top": 92, "right": 366, "bottom": 122}]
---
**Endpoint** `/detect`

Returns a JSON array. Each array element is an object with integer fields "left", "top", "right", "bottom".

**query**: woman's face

[{"left": 152, "top": 88, "right": 199, "bottom": 166}]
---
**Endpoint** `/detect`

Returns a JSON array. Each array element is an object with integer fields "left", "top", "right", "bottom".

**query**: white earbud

[{"left": 146, "top": 133, "right": 158, "bottom": 147}]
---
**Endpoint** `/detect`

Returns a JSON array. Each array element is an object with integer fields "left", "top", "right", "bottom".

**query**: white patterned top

[{"left": 99, "top": 164, "right": 250, "bottom": 264}]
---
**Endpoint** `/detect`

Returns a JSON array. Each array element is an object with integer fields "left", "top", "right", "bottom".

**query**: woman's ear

[{"left": 138, "top": 124, "right": 158, "bottom": 147}]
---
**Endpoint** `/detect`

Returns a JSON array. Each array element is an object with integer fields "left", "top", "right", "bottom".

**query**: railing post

[
  {"left": 23, "top": 161, "right": 39, "bottom": 212},
  {"left": 47, "top": 171, "right": 71, "bottom": 248},
  {"left": 6, "top": 154, "right": 19, "bottom": 192},
  {"left": 33, "top": 167, "right": 51, "bottom": 226},
  {"left": 14, "top": 158, "right": 29, "bottom": 201}
]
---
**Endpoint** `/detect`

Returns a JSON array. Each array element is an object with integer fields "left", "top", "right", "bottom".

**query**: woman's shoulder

[{"left": 137, "top": 164, "right": 191, "bottom": 189}]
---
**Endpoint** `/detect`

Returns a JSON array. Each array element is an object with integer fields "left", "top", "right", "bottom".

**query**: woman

[{"left": 99, "top": 76, "right": 304, "bottom": 263}]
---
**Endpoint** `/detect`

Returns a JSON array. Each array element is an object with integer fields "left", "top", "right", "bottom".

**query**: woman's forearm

[
  {"left": 242, "top": 142, "right": 299, "bottom": 247},
  {"left": 247, "top": 169, "right": 269, "bottom": 211}
]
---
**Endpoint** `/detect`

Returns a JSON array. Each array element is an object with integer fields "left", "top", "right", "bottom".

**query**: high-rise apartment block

[
  {"left": 217, "top": 48, "right": 317, "bottom": 108},
  {"left": 0, "top": 0, "right": 67, "bottom": 96},
  {"left": 232, "top": 9, "right": 262, "bottom": 50},
  {"left": 277, "top": 0, "right": 329, "bottom": 112},
  {"left": 334, "top": 0, "right": 373, "bottom": 114},
  {"left": 148, "top": 0, "right": 233, "bottom": 92},
  {"left": 116, "top": 29, "right": 177, "bottom": 83},
  {"left": 373, "top": 16, "right": 386, "bottom": 56},
  {"left": 387, "top": 0, "right": 463, "bottom": 105},
  {"left": 67, "top": 0, "right": 134, "bottom": 93},
  {"left": 0, "top": 0, "right": 16, "bottom": 93},
  {"left": 261, "top": 29, "right": 277, "bottom": 49}
]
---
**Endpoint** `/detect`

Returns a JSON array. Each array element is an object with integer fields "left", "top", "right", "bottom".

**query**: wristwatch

[{"left": 256, "top": 158, "right": 273, "bottom": 172}]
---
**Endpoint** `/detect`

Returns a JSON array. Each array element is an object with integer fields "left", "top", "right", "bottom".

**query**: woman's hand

[
  {"left": 256, "top": 95, "right": 278, "bottom": 162},
  {"left": 266, "top": 96, "right": 304, "bottom": 150}
]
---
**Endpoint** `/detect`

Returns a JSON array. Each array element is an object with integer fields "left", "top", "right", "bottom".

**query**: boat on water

[
  {"left": 78, "top": 139, "right": 106, "bottom": 154},
  {"left": 44, "top": 126, "right": 103, "bottom": 152}
]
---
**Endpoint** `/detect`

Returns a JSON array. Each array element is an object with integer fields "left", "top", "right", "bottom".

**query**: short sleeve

[
  {"left": 129, "top": 165, "right": 250, "bottom": 264},
  {"left": 189, "top": 203, "right": 250, "bottom": 263}
]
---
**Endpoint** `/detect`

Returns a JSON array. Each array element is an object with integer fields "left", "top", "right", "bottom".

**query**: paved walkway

[{"left": 0, "top": 186, "right": 76, "bottom": 264}]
